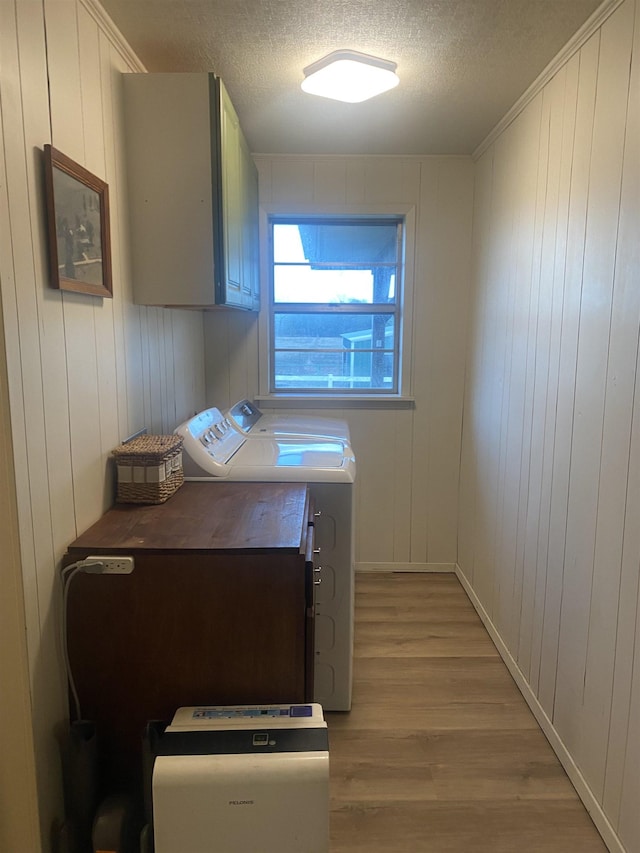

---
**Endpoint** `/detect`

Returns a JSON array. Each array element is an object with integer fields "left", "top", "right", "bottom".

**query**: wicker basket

[{"left": 112, "top": 434, "right": 184, "bottom": 504}]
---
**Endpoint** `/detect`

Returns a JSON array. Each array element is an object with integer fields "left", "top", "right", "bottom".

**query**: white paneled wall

[
  {"left": 0, "top": 0, "right": 205, "bottom": 846},
  {"left": 458, "top": 1, "right": 640, "bottom": 850},
  {"left": 4, "top": 0, "right": 638, "bottom": 850},
  {"left": 0, "top": 305, "right": 40, "bottom": 853},
  {"left": 204, "top": 154, "right": 475, "bottom": 569}
]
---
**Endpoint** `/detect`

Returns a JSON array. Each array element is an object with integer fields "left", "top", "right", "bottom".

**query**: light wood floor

[{"left": 325, "top": 573, "right": 607, "bottom": 853}]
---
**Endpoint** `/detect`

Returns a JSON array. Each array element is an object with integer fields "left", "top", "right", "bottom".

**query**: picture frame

[{"left": 43, "top": 145, "right": 113, "bottom": 298}]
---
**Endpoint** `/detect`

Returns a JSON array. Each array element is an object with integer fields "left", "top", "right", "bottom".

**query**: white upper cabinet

[{"left": 123, "top": 73, "right": 259, "bottom": 310}]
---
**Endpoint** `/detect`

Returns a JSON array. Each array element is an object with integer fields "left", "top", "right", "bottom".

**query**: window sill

[{"left": 254, "top": 394, "right": 415, "bottom": 410}]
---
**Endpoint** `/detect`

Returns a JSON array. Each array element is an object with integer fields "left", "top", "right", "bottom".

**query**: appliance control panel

[
  {"left": 167, "top": 703, "right": 326, "bottom": 730},
  {"left": 192, "top": 705, "right": 313, "bottom": 720},
  {"left": 175, "top": 407, "right": 245, "bottom": 475}
]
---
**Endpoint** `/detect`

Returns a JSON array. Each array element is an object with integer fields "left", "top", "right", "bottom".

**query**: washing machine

[
  {"left": 225, "top": 398, "right": 352, "bottom": 447},
  {"left": 175, "top": 407, "right": 355, "bottom": 711}
]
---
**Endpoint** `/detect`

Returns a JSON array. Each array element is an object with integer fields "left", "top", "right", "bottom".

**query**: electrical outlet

[{"left": 87, "top": 555, "right": 135, "bottom": 574}]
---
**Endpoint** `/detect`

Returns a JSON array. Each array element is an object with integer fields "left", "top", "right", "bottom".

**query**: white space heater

[{"left": 152, "top": 704, "right": 330, "bottom": 853}]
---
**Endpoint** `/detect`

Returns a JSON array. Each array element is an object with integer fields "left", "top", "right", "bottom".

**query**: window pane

[
  {"left": 273, "top": 224, "right": 307, "bottom": 263},
  {"left": 274, "top": 312, "right": 395, "bottom": 391},
  {"left": 273, "top": 221, "right": 398, "bottom": 304},
  {"left": 274, "top": 221, "right": 398, "bottom": 264},
  {"left": 274, "top": 264, "right": 396, "bottom": 304}
]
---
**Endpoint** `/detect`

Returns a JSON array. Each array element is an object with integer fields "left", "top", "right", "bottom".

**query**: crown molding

[
  {"left": 79, "top": 0, "right": 146, "bottom": 72},
  {"left": 472, "top": 0, "right": 626, "bottom": 160}
]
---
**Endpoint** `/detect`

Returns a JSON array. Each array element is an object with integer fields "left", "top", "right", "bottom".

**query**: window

[{"left": 268, "top": 217, "right": 404, "bottom": 395}]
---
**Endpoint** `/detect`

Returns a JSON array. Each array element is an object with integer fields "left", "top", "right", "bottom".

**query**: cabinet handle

[
  {"left": 314, "top": 510, "right": 322, "bottom": 518},
  {"left": 314, "top": 578, "right": 322, "bottom": 586},
  {"left": 313, "top": 547, "right": 321, "bottom": 555},
  {"left": 314, "top": 566, "right": 322, "bottom": 573}
]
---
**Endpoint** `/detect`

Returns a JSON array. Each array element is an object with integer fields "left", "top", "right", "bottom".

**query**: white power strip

[{"left": 86, "top": 555, "right": 135, "bottom": 574}]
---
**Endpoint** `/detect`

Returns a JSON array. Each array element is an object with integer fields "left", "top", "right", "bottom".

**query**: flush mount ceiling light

[{"left": 301, "top": 49, "right": 399, "bottom": 103}]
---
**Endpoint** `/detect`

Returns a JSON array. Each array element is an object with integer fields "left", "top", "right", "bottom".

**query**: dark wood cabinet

[{"left": 63, "top": 482, "right": 313, "bottom": 788}]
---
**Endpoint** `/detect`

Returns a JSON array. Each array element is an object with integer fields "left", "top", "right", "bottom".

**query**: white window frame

[{"left": 257, "top": 204, "right": 416, "bottom": 406}]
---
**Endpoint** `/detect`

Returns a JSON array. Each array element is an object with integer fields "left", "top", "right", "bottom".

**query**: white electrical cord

[{"left": 61, "top": 560, "right": 106, "bottom": 722}]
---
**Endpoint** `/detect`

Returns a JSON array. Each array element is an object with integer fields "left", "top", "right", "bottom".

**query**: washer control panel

[{"left": 175, "top": 407, "right": 245, "bottom": 474}]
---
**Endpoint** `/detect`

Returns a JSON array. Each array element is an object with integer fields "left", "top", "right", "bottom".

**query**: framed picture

[{"left": 44, "top": 145, "right": 113, "bottom": 298}]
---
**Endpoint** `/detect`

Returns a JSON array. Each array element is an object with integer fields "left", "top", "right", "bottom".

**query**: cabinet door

[
  {"left": 216, "top": 79, "right": 244, "bottom": 308},
  {"left": 241, "top": 137, "right": 260, "bottom": 310},
  {"left": 64, "top": 550, "right": 308, "bottom": 787},
  {"left": 215, "top": 79, "right": 260, "bottom": 311}
]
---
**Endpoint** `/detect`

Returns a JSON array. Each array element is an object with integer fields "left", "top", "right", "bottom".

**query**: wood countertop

[{"left": 66, "top": 481, "right": 309, "bottom": 553}]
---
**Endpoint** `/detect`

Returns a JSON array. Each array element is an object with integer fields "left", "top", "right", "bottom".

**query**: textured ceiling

[{"left": 100, "top": 0, "right": 603, "bottom": 155}]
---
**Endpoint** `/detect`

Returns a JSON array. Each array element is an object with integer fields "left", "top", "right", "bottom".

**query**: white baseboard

[
  {"left": 454, "top": 566, "right": 624, "bottom": 853},
  {"left": 356, "top": 562, "right": 456, "bottom": 573}
]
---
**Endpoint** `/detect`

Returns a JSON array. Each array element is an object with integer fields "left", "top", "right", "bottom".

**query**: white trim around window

[{"left": 257, "top": 203, "right": 416, "bottom": 405}]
